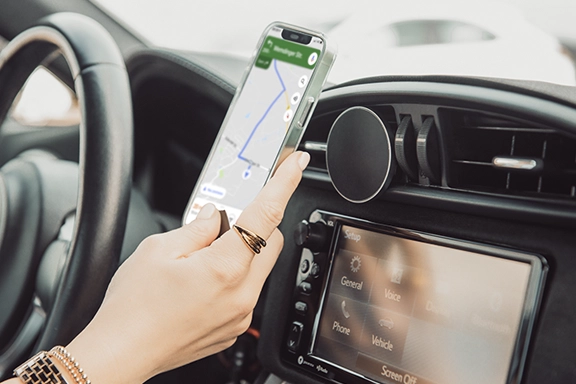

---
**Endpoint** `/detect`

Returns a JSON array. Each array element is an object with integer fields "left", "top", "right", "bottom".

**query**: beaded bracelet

[
  {"left": 49, "top": 346, "right": 91, "bottom": 384},
  {"left": 14, "top": 346, "right": 91, "bottom": 384}
]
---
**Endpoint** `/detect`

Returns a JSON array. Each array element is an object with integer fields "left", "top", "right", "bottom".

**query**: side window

[
  {"left": 0, "top": 34, "right": 7, "bottom": 50},
  {"left": 0, "top": 35, "right": 80, "bottom": 127},
  {"left": 10, "top": 67, "right": 81, "bottom": 126}
]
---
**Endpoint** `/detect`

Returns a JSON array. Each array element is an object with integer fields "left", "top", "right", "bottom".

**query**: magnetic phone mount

[{"left": 326, "top": 106, "right": 395, "bottom": 203}]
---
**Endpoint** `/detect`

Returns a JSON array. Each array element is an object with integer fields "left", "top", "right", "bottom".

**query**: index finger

[{"left": 214, "top": 151, "right": 310, "bottom": 258}]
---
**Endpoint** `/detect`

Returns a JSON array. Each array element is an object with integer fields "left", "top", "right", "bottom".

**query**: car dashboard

[
  {"left": 257, "top": 75, "right": 576, "bottom": 384},
  {"left": 3, "top": 45, "right": 575, "bottom": 383}
]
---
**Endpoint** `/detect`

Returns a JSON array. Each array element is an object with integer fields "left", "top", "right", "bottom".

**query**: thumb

[{"left": 162, "top": 204, "right": 222, "bottom": 257}]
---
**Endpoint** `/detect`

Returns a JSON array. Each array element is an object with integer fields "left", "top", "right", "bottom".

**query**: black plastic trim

[
  {"left": 300, "top": 82, "right": 576, "bottom": 228},
  {"left": 384, "top": 186, "right": 576, "bottom": 229},
  {"left": 317, "top": 82, "right": 576, "bottom": 133}
]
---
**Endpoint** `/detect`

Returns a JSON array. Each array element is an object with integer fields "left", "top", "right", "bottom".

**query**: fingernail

[
  {"left": 196, "top": 203, "right": 216, "bottom": 220},
  {"left": 297, "top": 151, "right": 310, "bottom": 171}
]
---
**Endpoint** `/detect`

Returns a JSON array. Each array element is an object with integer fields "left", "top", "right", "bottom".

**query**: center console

[{"left": 282, "top": 210, "right": 546, "bottom": 384}]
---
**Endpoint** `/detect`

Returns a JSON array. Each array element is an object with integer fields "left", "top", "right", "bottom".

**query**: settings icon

[{"left": 350, "top": 255, "right": 362, "bottom": 273}]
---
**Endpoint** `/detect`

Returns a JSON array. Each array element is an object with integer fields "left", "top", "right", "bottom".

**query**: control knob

[{"left": 294, "top": 220, "right": 328, "bottom": 252}]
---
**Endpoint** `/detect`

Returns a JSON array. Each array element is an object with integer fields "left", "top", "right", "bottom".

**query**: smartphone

[{"left": 183, "top": 22, "right": 336, "bottom": 225}]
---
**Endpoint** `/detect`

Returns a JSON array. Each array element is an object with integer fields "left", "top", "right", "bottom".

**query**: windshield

[{"left": 94, "top": 0, "right": 576, "bottom": 86}]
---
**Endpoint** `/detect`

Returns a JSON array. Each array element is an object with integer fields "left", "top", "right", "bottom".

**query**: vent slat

[
  {"left": 470, "top": 126, "right": 556, "bottom": 134},
  {"left": 452, "top": 160, "right": 492, "bottom": 166},
  {"left": 447, "top": 111, "right": 576, "bottom": 199}
]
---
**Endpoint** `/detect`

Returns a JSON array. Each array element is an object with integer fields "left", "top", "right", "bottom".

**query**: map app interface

[{"left": 186, "top": 27, "right": 323, "bottom": 224}]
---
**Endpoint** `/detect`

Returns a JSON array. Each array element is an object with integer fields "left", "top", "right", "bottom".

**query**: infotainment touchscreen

[{"left": 311, "top": 224, "right": 543, "bottom": 384}]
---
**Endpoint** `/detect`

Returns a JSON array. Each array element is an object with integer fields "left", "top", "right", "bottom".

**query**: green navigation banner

[{"left": 255, "top": 36, "right": 321, "bottom": 70}]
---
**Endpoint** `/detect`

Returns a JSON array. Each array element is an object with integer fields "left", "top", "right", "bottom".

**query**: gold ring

[{"left": 233, "top": 224, "right": 267, "bottom": 254}]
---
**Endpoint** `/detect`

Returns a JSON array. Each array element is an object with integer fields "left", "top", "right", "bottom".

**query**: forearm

[{"left": 3, "top": 152, "right": 309, "bottom": 384}]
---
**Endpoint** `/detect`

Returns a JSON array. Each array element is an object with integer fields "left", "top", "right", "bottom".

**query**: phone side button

[{"left": 297, "top": 97, "right": 315, "bottom": 128}]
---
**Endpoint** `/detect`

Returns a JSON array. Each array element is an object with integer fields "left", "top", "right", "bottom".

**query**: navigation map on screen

[{"left": 185, "top": 28, "right": 322, "bottom": 224}]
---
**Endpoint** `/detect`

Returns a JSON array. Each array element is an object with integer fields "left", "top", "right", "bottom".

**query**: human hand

[{"left": 64, "top": 151, "right": 310, "bottom": 384}]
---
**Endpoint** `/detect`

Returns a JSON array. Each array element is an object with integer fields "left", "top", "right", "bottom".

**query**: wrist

[
  {"left": 13, "top": 347, "right": 91, "bottom": 384},
  {"left": 65, "top": 316, "right": 158, "bottom": 384},
  {"left": 49, "top": 346, "right": 90, "bottom": 383}
]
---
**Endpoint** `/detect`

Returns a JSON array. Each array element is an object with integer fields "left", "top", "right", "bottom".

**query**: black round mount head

[{"left": 326, "top": 106, "right": 394, "bottom": 203}]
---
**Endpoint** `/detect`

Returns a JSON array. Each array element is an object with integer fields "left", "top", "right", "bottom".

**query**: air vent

[
  {"left": 300, "top": 105, "right": 397, "bottom": 181},
  {"left": 447, "top": 111, "right": 576, "bottom": 199}
]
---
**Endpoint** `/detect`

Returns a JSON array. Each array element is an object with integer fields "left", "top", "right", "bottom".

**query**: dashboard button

[
  {"left": 299, "top": 282, "right": 312, "bottom": 295},
  {"left": 294, "top": 220, "right": 328, "bottom": 252},
  {"left": 295, "top": 301, "right": 308, "bottom": 315},
  {"left": 287, "top": 321, "right": 303, "bottom": 352},
  {"left": 310, "top": 262, "right": 321, "bottom": 278},
  {"left": 300, "top": 259, "right": 311, "bottom": 274}
]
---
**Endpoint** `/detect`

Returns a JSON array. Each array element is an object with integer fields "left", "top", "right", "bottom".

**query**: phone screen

[{"left": 185, "top": 26, "right": 325, "bottom": 224}]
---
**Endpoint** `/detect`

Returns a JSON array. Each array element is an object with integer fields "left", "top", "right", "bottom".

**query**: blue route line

[{"left": 238, "top": 59, "right": 286, "bottom": 163}]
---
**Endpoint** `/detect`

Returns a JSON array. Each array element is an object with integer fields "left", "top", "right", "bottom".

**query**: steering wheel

[{"left": 0, "top": 13, "right": 132, "bottom": 377}]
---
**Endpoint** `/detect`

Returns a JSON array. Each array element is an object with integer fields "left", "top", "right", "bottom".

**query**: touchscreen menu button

[
  {"left": 320, "top": 293, "right": 366, "bottom": 348},
  {"left": 463, "top": 288, "right": 522, "bottom": 342},
  {"left": 355, "top": 353, "right": 435, "bottom": 384},
  {"left": 330, "top": 250, "right": 378, "bottom": 303},
  {"left": 413, "top": 280, "right": 460, "bottom": 328},
  {"left": 369, "top": 260, "right": 417, "bottom": 316},
  {"left": 360, "top": 306, "right": 410, "bottom": 365}
]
